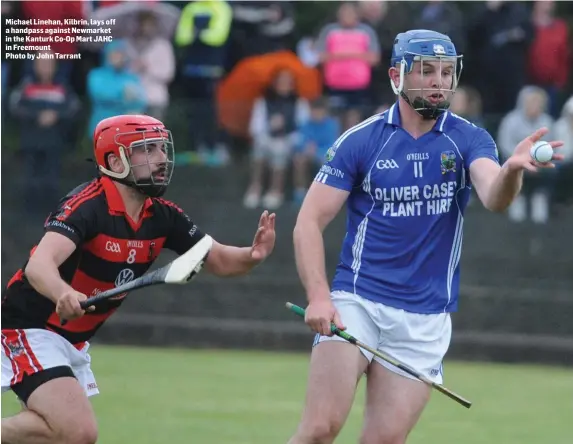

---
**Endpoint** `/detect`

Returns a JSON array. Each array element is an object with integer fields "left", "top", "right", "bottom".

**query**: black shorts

[{"left": 12, "top": 366, "right": 76, "bottom": 405}]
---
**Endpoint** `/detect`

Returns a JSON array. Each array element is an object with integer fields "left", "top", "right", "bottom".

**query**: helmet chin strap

[{"left": 400, "top": 91, "right": 450, "bottom": 121}]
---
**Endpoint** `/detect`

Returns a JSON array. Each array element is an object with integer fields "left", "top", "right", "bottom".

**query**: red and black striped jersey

[{"left": 1, "top": 176, "right": 205, "bottom": 346}]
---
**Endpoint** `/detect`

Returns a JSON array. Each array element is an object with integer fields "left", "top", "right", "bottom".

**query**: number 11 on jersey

[{"left": 413, "top": 161, "right": 424, "bottom": 178}]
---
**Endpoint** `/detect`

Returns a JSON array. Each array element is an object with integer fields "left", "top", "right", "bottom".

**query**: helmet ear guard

[
  {"left": 98, "top": 145, "right": 132, "bottom": 180},
  {"left": 390, "top": 60, "right": 408, "bottom": 97}
]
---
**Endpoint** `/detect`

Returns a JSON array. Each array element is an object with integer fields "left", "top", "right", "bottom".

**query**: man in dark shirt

[{"left": 1, "top": 114, "right": 276, "bottom": 444}]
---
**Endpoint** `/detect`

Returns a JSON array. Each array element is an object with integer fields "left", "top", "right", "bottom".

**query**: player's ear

[
  {"left": 107, "top": 153, "right": 125, "bottom": 174},
  {"left": 388, "top": 67, "right": 400, "bottom": 89}
]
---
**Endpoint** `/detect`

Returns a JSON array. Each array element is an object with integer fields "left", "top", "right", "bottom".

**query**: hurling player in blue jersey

[{"left": 289, "top": 30, "right": 563, "bottom": 444}]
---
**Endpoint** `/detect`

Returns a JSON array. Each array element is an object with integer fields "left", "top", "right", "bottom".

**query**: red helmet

[{"left": 93, "top": 114, "right": 175, "bottom": 197}]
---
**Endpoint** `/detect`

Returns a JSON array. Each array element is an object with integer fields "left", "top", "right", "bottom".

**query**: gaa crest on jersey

[
  {"left": 325, "top": 145, "right": 338, "bottom": 162},
  {"left": 440, "top": 151, "right": 456, "bottom": 174},
  {"left": 6, "top": 341, "right": 24, "bottom": 357}
]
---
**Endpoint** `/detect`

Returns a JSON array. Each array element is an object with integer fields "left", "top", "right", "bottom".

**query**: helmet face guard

[
  {"left": 390, "top": 32, "right": 463, "bottom": 120},
  {"left": 101, "top": 127, "right": 175, "bottom": 198}
]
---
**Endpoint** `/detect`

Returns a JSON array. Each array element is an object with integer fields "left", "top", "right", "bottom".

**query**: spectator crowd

[{"left": 1, "top": 0, "right": 572, "bottom": 220}]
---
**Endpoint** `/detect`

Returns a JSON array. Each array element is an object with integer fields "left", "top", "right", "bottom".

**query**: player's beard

[
  {"left": 140, "top": 168, "right": 170, "bottom": 197},
  {"left": 124, "top": 165, "right": 171, "bottom": 198}
]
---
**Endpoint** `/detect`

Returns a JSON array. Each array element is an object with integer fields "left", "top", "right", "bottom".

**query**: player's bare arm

[
  {"left": 205, "top": 210, "right": 276, "bottom": 277},
  {"left": 25, "top": 232, "right": 92, "bottom": 321},
  {"left": 470, "top": 127, "right": 564, "bottom": 212},
  {"left": 25, "top": 232, "right": 76, "bottom": 302},
  {"left": 293, "top": 182, "right": 349, "bottom": 335}
]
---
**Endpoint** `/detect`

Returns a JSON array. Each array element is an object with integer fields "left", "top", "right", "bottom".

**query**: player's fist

[
  {"left": 305, "top": 298, "right": 345, "bottom": 337},
  {"left": 56, "top": 290, "right": 92, "bottom": 322}
]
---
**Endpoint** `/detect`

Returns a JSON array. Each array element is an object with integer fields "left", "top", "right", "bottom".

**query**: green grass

[{"left": 2, "top": 345, "right": 571, "bottom": 443}]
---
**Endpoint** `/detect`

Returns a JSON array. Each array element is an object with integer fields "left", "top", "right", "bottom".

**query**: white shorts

[
  {"left": 1, "top": 329, "right": 99, "bottom": 399},
  {"left": 314, "top": 291, "right": 452, "bottom": 384}
]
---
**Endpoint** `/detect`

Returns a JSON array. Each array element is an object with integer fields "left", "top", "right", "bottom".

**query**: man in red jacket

[{"left": 527, "top": 0, "right": 571, "bottom": 118}]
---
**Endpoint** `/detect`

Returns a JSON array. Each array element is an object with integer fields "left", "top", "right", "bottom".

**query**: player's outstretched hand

[
  {"left": 56, "top": 290, "right": 94, "bottom": 322},
  {"left": 250, "top": 210, "right": 276, "bottom": 262},
  {"left": 508, "top": 127, "right": 564, "bottom": 172},
  {"left": 305, "top": 298, "right": 346, "bottom": 337}
]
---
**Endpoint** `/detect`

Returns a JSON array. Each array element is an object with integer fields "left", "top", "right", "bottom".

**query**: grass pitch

[{"left": 2, "top": 345, "right": 570, "bottom": 443}]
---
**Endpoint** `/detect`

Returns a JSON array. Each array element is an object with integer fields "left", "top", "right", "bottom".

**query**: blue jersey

[{"left": 315, "top": 103, "right": 500, "bottom": 314}]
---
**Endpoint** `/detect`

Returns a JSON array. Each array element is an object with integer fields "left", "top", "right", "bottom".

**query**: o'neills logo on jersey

[{"left": 127, "top": 240, "right": 144, "bottom": 248}]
